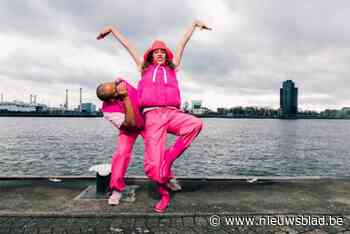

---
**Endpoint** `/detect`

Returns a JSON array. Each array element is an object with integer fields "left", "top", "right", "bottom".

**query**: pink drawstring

[{"left": 152, "top": 65, "right": 168, "bottom": 84}]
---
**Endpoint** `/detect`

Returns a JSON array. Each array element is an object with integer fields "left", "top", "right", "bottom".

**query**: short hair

[{"left": 96, "top": 83, "right": 114, "bottom": 101}]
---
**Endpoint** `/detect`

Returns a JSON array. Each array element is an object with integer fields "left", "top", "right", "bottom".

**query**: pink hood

[{"left": 143, "top": 40, "right": 174, "bottom": 62}]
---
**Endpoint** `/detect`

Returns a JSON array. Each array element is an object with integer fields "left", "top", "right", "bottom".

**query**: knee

[
  {"left": 193, "top": 118, "right": 203, "bottom": 132},
  {"left": 181, "top": 117, "right": 203, "bottom": 137}
]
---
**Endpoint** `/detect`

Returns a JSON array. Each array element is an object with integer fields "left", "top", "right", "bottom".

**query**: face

[
  {"left": 104, "top": 82, "right": 119, "bottom": 101},
  {"left": 152, "top": 48, "right": 166, "bottom": 65}
]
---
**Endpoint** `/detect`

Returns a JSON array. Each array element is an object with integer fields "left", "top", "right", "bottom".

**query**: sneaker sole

[{"left": 153, "top": 207, "right": 166, "bottom": 213}]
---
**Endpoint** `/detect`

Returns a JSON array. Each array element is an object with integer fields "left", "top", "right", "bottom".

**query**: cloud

[{"left": 1, "top": 0, "right": 349, "bottom": 111}]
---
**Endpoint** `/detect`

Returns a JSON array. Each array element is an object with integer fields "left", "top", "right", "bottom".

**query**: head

[
  {"left": 142, "top": 40, "right": 176, "bottom": 72},
  {"left": 96, "top": 82, "right": 118, "bottom": 101},
  {"left": 152, "top": 48, "right": 167, "bottom": 65}
]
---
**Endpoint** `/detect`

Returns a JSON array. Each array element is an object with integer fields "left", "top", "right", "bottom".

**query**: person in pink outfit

[
  {"left": 97, "top": 79, "right": 144, "bottom": 205},
  {"left": 97, "top": 20, "right": 211, "bottom": 212},
  {"left": 97, "top": 79, "right": 181, "bottom": 205}
]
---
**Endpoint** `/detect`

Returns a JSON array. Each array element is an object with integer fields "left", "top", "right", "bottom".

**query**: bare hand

[
  {"left": 97, "top": 26, "right": 112, "bottom": 40},
  {"left": 116, "top": 82, "right": 128, "bottom": 98},
  {"left": 194, "top": 20, "right": 212, "bottom": 31}
]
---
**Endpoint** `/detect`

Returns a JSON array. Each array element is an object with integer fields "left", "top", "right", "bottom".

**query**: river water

[{"left": 0, "top": 117, "right": 349, "bottom": 177}]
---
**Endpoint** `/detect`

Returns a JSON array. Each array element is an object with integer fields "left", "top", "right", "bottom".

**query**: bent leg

[
  {"left": 161, "top": 109, "right": 203, "bottom": 181},
  {"left": 166, "top": 109, "right": 203, "bottom": 160}
]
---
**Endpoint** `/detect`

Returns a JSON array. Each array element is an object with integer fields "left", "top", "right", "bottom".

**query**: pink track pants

[
  {"left": 109, "top": 130, "right": 139, "bottom": 192},
  {"left": 143, "top": 107, "right": 203, "bottom": 184}
]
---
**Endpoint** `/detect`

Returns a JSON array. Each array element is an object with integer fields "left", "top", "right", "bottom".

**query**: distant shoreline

[
  {"left": 194, "top": 115, "right": 350, "bottom": 120},
  {"left": 0, "top": 112, "right": 349, "bottom": 119},
  {"left": 0, "top": 112, "right": 102, "bottom": 118}
]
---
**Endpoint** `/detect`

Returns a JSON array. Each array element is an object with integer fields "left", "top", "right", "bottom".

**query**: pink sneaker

[
  {"left": 108, "top": 191, "right": 122, "bottom": 206},
  {"left": 153, "top": 186, "right": 170, "bottom": 213}
]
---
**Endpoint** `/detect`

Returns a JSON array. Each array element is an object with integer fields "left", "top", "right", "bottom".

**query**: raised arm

[
  {"left": 174, "top": 20, "right": 212, "bottom": 68},
  {"left": 97, "top": 26, "right": 142, "bottom": 70}
]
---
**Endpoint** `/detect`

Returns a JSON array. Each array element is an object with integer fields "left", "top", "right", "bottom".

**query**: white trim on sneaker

[
  {"left": 166, "top": 178, "right": 182, "bottom": 191},
  {"left": 108, "top": 191, "right": 122, "bottom": 206}
]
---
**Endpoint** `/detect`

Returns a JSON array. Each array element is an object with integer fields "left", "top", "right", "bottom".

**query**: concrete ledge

[
  {"left": 1, "top": 178, "right": 350, "bottom": 233},
  {"left": 1, "top": 175, "right": 350, "bottom": 181},
  {"left": 2, "top": 211, "right": 350, "bottom": 218}
]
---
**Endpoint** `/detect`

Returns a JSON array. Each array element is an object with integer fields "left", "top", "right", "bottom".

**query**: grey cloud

[
  {"left": 1, "top": 1, "right": 350, "bottom": 110},
  {"left": 0, "top": 1, "right": 195, "bottom": 50},
  {"left": 0, "top": 47, "right": 109, "bottom": 90}
]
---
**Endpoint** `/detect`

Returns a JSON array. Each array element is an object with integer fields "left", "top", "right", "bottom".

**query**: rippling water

[{"left": 0, "top": 117, "right": 349, "bottom": 176}]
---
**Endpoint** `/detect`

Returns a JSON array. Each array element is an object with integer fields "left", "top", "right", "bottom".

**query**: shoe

[
  {"left": 108, "top": 191, "right": 122, "bottom": 206},
  {"left": 166, "top": 178, "right": 182, "bottom": 191},
  {"left": 153, "top": 186, "right": 170, "bottom": 213}
]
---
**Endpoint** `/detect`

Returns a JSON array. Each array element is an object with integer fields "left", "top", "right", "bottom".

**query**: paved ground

[{"left": 1, "top": 177, "right": 350, "bottom": 233}]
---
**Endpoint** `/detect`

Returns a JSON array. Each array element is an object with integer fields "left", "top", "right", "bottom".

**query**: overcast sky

[{"left": 0, "top": 0, "right": 349, "bottom": 111}]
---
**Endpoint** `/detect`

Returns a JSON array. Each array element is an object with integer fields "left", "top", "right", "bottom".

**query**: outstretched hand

[
  {"left": 194, "top": 20, "right": 212, "bottom": 31},
  {"left": 97, "top": 26, "right": 112, "bottom": 40}
]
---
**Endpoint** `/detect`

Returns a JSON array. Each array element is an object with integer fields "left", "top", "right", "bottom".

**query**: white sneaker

[
  {"left": 247, "top": 178, "right": 258, "bottom": 183},
  {"left": 108, "top": 191, "right": 122, "bottom": 206},
  {"left": 166, "top": 178, "right": 182, "bottom": 191}
]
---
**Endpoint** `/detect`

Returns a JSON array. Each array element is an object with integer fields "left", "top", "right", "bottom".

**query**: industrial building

[{"left": 0, "top": 101, "right": 36, "bottom": 112}]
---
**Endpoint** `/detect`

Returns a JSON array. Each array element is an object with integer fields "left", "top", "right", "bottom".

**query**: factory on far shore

[{"left": 0, "top": 88, "right": 98, "bottom": 115}]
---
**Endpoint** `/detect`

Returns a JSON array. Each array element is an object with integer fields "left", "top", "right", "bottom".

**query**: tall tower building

[
  {"left": 280, "top": 80, "right": 298, "bottom": 117},
  {"left": 64, "top": 89, "right": 69, "bottom": 110},
  {"left": 79, "top": 88, "right": 82, "bottom": 112}
]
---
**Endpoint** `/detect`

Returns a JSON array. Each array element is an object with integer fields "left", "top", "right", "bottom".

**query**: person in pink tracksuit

[
  {"left": 97, "top": 79, "right": 181, "bottom": 205},
  {"left": 97, "top": 79, "right": 144, "bottom": 205},
  {"left": 97, "top": 20, "right": 211, "bottom": 212}
]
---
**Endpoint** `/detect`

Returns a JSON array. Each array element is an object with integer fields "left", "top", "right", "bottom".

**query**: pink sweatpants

[
  {"left": 143, "top": 107, "right": 203, "bottom": 184},
  {"left": 109, "top": 130, "right": 139, "bottom": 192}
]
